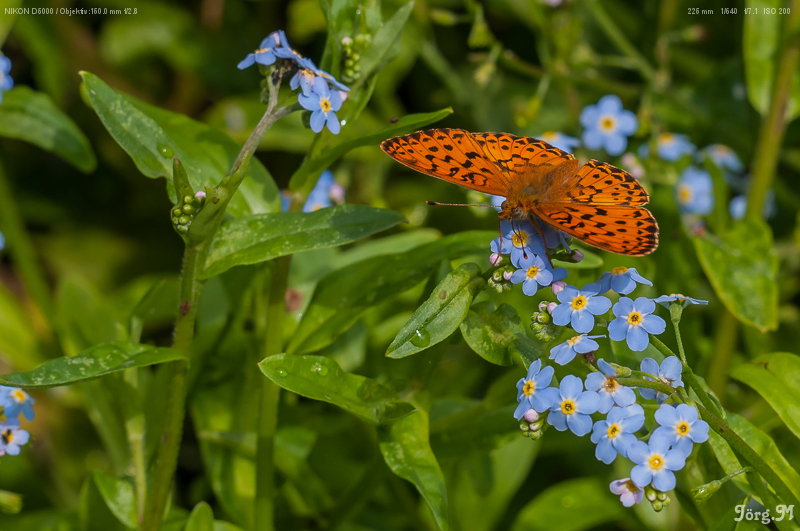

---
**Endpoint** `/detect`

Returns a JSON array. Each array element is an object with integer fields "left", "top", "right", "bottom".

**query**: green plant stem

[
  {"left": 254, "top": 255, "right": 292, "bottom": 531},
  {"left": 695, "top": 403, "right": 799, "bottom": 508},
  {"left": 0, "top": 161, "right": 57, "bottom": 334},
  {"left": 586, "top": 0, "right": 655, "bottom": 81},
  {"left": 141, "top": 242, "right": 203, "bottom": 529},
  {"left": 617, "top": 377, "right": 675, "bottom": 396},
  {"left": 746, "top": 0, "right": 800, "bottom": 220},
  {"left": 123, "top": 368, "right": 147, "bottom": 521}
]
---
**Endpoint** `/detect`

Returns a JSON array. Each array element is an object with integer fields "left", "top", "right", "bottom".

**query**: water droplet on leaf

[
  {"left": 276, "top": 368, "right": 288, "bottom": 378},
  {"left": 410, "top": 328, "right": 430, "bottom": 347},
  {"left": 157, "top": 144, "right": 174, "bottom": 158},
  {"left": 311, "top": 363, "right": 328, "bottom": 376}
]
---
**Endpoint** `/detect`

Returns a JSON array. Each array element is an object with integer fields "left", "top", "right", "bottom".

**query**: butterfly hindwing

[
  {"left": 565, "top": 160, "right": 649, "bottom": 206},
  {"left": 533, "top": 203, "right": 659, "bottom": 256},
  {"left": 380, "top": 129, "right": 510, "bottom": 195}
]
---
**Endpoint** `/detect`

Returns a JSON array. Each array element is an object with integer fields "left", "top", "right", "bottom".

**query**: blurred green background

[{"left": 1, "top": 0, "right": 799, "bottom": 529}]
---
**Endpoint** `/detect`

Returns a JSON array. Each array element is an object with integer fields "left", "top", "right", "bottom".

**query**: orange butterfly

[{"left": 380, "top": 129, "right": 658, "bottom": 256}]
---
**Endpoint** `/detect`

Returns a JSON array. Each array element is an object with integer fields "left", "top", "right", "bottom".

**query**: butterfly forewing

[
  {"left": 564, "top": 160, "right": 649, "bottom": 206},
  {"left": 380, "top": 129, "right": 510, "bottom": 196}
]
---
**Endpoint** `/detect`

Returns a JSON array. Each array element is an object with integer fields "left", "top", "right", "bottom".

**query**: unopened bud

[
  {"left": 194, "top": 191, "right": 206, "bottom": 202},
  {"left": 656, "top": 491, "right": 667, "bottom": 501},
  {"left": 611, "top": 363, "right": 632, "bottom": 376},
  {"left": 342, "top": 36, "right": 353, "bottom": 46},
  {"left": 536, "top": 312, "right": 550, "bottom": 324},
  {"left": 551, "top": 281, "right": 566, "bottom": 295},
  {"left": 523, "top": 409, "right": 539, "bottom": 423},
  {"left": 546, "top": 302, "right": 557, "bottom": 314},
  {"left": 503, "top": 270, "right": 514, "bottom": 281},
  {"left": 571, "top": 250, "right": 584, "bottom": 262},
  {"left": 519, "top": 422, "right": 530, "bottom": 432},
  {"left": 645, "top": 487, "right": 657, "bottom": 502},
  {"left": 538, "top": 301, "right": 548, "bottom": 312},
  {"left": 489, "top": 253, "right": 503, "bottom": 266},
  {"left": 692, "top": 480, "right": 722, "bottom": 502},
  {"left": 651, "top": 500, "right": 663, "bottom": 512},
  {"left": 182, "top": 204, "right": 195, "bottom": 213},
  {"left": 178, "top": 216, "right": 190, "bottom": 225},
  {"left": 183, "top": 196, "right": 193, "bottom": 204}
]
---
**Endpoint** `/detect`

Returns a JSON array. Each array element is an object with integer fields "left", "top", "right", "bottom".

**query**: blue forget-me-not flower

[
  {"left": 539, "top": 131, "right": 580, "bottom": 153},
  {"left": 299, "top": 80, "right": 344, "bottom": 134},
  {"left": 237, "top": 31, "right": 288, "bottom": 69},
  {"left": 547, "top": 375, "right": 600, "bottom": 436},
  {"left": 585, "top": 359, "right": 637, "bottom": 413},
  {"left": 0, "top": 419, "right": 30, "bottom": 456},
  {"left": 591, "top": 405, "right": 645, "bottom": 464},
  {"left": 514, "top": 359, "right": 559, "bottom": 419},
  {"left": 608, "top": 297, "right": 666, "bottom": 352},
  {"left": 552, "top": 283, "right": 612, "bottom": 334},
  {"left": 639, "top": 356, "right": 683, "bottom": 403},
  {"left": 511, "top": 254, "right": 554, "bottom": 296},
  {"left": 653, "top": 403, "right": 710, "bottom": 454},
  {"left": 627, "top": 432, "right": 689, "bottom": 491},
  {"left": 656, "top": 133, "right": 695, "bottom": 162},
  {"left": 700, "top": 144, "right": 743, "bottom": 173},
  {"left": 675, "top": 167, "right": 714, "bottom": 216},
  {"left": 597, "top": 266, "right": 652, "bottom": 295},
  {"left": 1, "top": 386, "right": 35, "bottom": 421},
  {"left": 0, "top": 55, "right": 13, "bottom": 104},
  {"left": 580, "top": 95, "right": 638, "bottom": 156},
  {"left": 653, "top": 294, "right": 708, "bottom": 307},
  {"left": 549, "top": 334, "right": 604, "bottom": 366},
  {"left": 610, "top": 478, "right": 644, "bottom": 507}
]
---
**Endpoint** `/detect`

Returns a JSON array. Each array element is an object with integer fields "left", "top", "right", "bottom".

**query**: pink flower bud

[
  {"left": 546, "top": 302, "right": 557, "bottom": 314},
  {"left": 194, "top": 191, "right": 207, "bottom": 201},
  {"left": 329, "top": 184, "right": 345, "bottom": 204},
  {"left": 538, "top": 301, "right": 548, "bottom": 312},
  {"left": 572, "top": 250, "right": 584, "bottom": 262},
  {"left": 522, "top": 408, "right": 539, "bottom": 423},
  {"left": 551, "top": 280, "right": 566, "bottom": 295},
  {"left": 503, "top": 270, "right": 514, "bottom": 281},
  {"left": 489, "top": 253, "right": 502, "bottom": 266}
]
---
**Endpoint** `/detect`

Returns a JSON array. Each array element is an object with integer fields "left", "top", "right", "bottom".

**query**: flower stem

[
  {"left": 254, "top": 255, "right": 292, "bottom": 531},
  {"left": 586, "top": 0, "right": 655, "bottom": 81},
  {"left": 707, "top": 309, "right": 738, "bottom": 401},
  {"left": 141, "top": 241, "right": 203, "bottom": 529},
  {"left": 745, "top": 1, "right": 800, "bottom": 220}
]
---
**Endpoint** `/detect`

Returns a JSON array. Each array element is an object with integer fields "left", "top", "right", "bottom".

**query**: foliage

[{"left": 0, "top": 1, "right": 800, "bottom": 531}]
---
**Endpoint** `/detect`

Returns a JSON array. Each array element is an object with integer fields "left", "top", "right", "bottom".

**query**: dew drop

[
  {"left": 410, "top": 328, "right": 431, "bottom": 348},
  {"left": 311, "top": 363, "right": 329, "bottom": 376},
  {"left": 276, "top": 368, "right": 288, "bottom": 378},
  {"left": 157, "top": 144, "right": 174, "bottom": 158}
]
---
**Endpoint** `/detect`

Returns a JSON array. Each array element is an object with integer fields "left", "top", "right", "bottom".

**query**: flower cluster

[
  {"left": 514, "top": 352, "right": 710, "bottom": 509},
  {"left": 238, "top": 30, "right": 350, "bottom": 134},
  {"left": 0, "top": 54, "right": 13, "bottom": 104},
  {"left": 638, "top": 133, "right": 696, "bottom": 162},
  {"left": 0, "top": 386, "right": 34, "bottom": 456},
  {"left": 580, "top": 95, "right": 638, "bottom": 156}
]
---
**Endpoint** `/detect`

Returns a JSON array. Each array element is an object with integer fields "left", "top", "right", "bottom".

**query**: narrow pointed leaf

[
  {"left": 460, "top": 301, "right": 546, "bottom": 366},
  {"left": 387, "top": 263, "right": 485, "bottom": 358},
  {"left": 378, "top": 410, "right": 449, "bottom": 531},
  {"left": 92, "top": 471, "right": 136, "bottom": 529},
  {"left": 202, "top": 205, "right": 406, "bottom": 278},
  {"left": 0, "top": 342, "right": 184, "bottom": 389},
  {"left": 259, "top": 354, "right": 415, "bottom": 424},
  {"left": 185, "top": 502, "right": 214, "bottom": 531},
  {"left": 0, "top": 86, "right": 96, "bottom": 172}
]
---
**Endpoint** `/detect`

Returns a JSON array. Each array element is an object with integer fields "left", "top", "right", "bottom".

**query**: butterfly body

[{"left": 381, "top": 128, "right": 658, "bottom": 256}]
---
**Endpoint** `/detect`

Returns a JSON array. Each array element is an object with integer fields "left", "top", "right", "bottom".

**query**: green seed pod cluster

[
  {"left": 171, "top": 192, "right": 206, "bottom": 234},
  {"left": 645, "top": 486, "right": 671, "bottom": 512},
  {"left": 488, "top": 267, "right": 513, "bottom": 293},
  {"left": 341, "top": 33, "right": 371, "bottom": 83},
  {"left": 530, "top": 310, "right": 558, "bottom": 342}
]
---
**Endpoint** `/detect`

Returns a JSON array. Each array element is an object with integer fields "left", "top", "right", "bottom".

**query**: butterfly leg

[{"left": 529, "top": 218, "right": 553, "bottom": 268}]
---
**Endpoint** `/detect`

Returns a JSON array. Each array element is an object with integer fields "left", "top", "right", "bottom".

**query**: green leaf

[
  {"left": 692, "top": 218, "right": 778, "bottom": 331},
  {"left": 92, "top": 471, "right": 136, "bottom": 529},
  {"left": 288, "top": 108, "right": 452, "bottom": 193},
  {"left": 387, "top": 263, "right": 485, "bottom": 358},
  {"left": 0, "top": 86, "right": 96, "bottom": 172},
  {"left": 552, "top": 248, "right": 604, "bottom": 269},
  {"left": 510, "top": 477, "right": 627, "bottom": 531},
  {"left": 707, "top": 411, "right": 800, "bottom": 504},
  {"left": 287, "top": 231, "right": 494, "bottom": 355},
  {"left": 353, "top": 2, "right": 415, "bottom": 90},
  {"left": 729, "top": 353, "right": 800, "bottom": 441},
  {"left": 743, "top": 0, "right": 800, "bottom": 120},
  {"left": 0, "top": 342, "right": 184, "bottom": 389},
  {"left": 79, "top": 72, "right": 279, "bottom": 215},
  {"left": 460, "top": 301, "right": 546, "bottom": 367},
  {"left": 259, "top": 354, "right": 415, "bottom": 424},
  {"left": 202, "top": 205, "right": 406, "bottom": 278},
  {"left": 378, "top": 410, "right": 449, "bottom": 531},
  {"left": 185, "top": 502, "right": 215, "bottom": 531},
  {"left": 430, "top": 404, "right": 520, "bottom": 457}
]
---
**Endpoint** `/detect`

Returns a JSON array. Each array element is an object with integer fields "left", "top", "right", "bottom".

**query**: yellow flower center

[
  {"left": 12, "top": 389, "right": 26, "bottom": 403},
  {"left": 611, "top": 266, "right": 628, "bottom": 275},
  {"left": 711, "top": 145, "right": 731, "bottom": 156},
  {"left": 512, "top": 231, "right": 528, "bottom": 247},
  {"left": 567, "top": 336, "right": 582, "bottom": 347},
  {"left": 677, "top": 184, "right": 693, "bottom": 204},
  {"left": 604, "top": 377, "right": 618, "bottom": 392},
  {"left": 320, "top": 98, "right": 332, "bottom": 113},
  {"left": 659, "top": 133, "right": 675, "bottom": 145},
  {"left": 627, "top": 311, "right": 643, "bottom": 326},
  {"left": 600, "top": 116, "right": 616, "bottom": 132},
  {"left": 571, "top": 296, "right": 587, "bottom": 310},
  {"left": 523, "top": 381, "right": 535, "bottom": 396},
  {"left": 526, "top": 266, "right": 539, "bottom": 279},
  {"left": 561, "top": 399, "right": 576, "bottom": 415},
  {"left": 607, "top": 424, "right": 620, "bottom": 438},
  {"left": 1, "top": 429, "right": 12, "bottom": 445},
  {"left": 541, "top": 131, "right": 557, "bottom": 142},
  {"left": 649, "top": 455, "right": 664, "bottom": 470},
  {"left": 676, "top": 421, "right": 690, "bottom": 436},
  {"left": 255, "top": 47, "right": 271, "bottom": 54},
  {"left": 625, "top": 479, "right": 638, "bottom": 492}
]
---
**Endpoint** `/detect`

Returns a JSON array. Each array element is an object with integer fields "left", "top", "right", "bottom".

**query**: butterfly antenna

[{"left": 426, "top": 201, "right": 497, "bottom": 207}]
